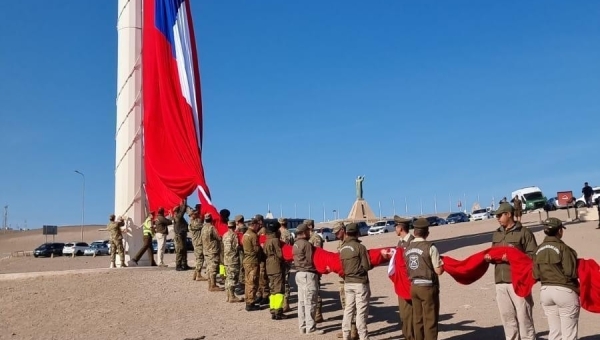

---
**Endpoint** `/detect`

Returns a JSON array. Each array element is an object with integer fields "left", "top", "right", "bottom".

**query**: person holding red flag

[
  {"left": 486, "top": 202, "right": 538, "bottom": 340},
  {"left": 534, "top": 218, "right": 580, "bottom": 340}
]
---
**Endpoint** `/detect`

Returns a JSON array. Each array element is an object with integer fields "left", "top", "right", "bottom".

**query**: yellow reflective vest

[{"left": 143, "top": 216, "right": 154, "bottom": 237}]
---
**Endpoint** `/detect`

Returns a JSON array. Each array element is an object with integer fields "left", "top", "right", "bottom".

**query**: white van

[{"left": 511, "top": 186, "right": 548, "bottom": 211}]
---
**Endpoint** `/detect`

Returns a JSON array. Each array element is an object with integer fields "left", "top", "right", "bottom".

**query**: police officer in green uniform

[
  {"left": 533, "top": 217, "right": 580, "bottom": 340},
  {"left": 305, "top": 219, "right": 325, "bottom": 323},
  {"left": 395, "top": 215, "right": 415, "bottom": 340},
  {"left": 404, "top": 218, "right": 444, "bottom": 340},
  {"left": 333, "top": 221, "right": 358, "bottom": 340},
  {"left": 340, "top": 222, "right": 372, "bottom": 340}
]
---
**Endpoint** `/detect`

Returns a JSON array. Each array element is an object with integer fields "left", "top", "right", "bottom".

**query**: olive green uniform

[
  {"left": 107, "top": 220, "right": 126, "bottom": 267},
  {"left": 257, "top": 226, "right": 270, "bottom": 301},
  {"left": 340, "top": 236, "right": 372, "bottom": 340},
  {"left": 309, "top": 230, "right": 324, "bottom": 322},
  {"left": 279, "top": 220, "right": 293, "bottom": 311},
  {"left": 172, "top": 204, "right": 189, "bottom": 269},
  {"left": 491, "top": 221, "right": 538, "bottom": 340},
  {"left": 404, "top": 238, "right": 443, "bottom": 340},
  {"left": 188, "top": 217, "right": 205, "bottom": 279},
  {"left": 223, "top": 227, "right": 243, "bottom": 302},
  {"left": 201, "top": 222, "right": 222, "bottom": 291},
  {"left": 397, "top": 233, "right": 416, "bottom": 340},
  {"left": 533, "top": 218, "right": 580, "bottom": 340},
  {"left": 243, "top": 228, "right": 260, "bottom": 308},
  {"left": 265, "top": 233, "right": 285, "bottom": 317}
]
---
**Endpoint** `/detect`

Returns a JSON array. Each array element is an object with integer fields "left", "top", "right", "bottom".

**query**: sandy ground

[{"left": 1, "top": 209, "right": 600, "bottom": 340}]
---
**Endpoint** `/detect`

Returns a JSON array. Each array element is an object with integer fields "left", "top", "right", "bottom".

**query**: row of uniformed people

[{"left": 393, "top": 203, "right": 581, "bottom": 340}]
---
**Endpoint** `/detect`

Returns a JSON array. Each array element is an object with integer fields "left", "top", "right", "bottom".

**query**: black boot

[
  {"left": 274, "top": 309, "right": 286, "bottom": 320},
  {"left": 245, "top": 304, "right": 259, "bottom": 311}
]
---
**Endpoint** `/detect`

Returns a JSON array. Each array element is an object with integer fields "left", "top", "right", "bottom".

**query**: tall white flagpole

[
  {"left": 116, "top": 0, "right": 144, "bottom": 267},
  {"left": 392, "top": 199, "right": 396, "bottom": 215}
]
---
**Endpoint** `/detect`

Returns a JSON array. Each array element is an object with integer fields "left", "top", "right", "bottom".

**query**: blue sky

[{"left": 0, "top": 1, "right": 599, "bottom": 229}]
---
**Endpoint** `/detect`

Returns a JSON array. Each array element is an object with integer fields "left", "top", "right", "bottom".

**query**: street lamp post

[{"left": 74, "top": 170, "right": 85, "bottom": 242}]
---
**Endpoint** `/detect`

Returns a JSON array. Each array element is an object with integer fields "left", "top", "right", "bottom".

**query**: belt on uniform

[{"left": 412, "top": 279, "right": 435, "bottom": 286}]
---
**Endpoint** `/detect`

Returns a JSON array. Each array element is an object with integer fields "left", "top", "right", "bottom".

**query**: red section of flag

[
  {"left": 389, "top": 246, "right": 600, "bottom": 313},
  {"left": 143, "top": 0, "right": 210, "bottom": 213}
]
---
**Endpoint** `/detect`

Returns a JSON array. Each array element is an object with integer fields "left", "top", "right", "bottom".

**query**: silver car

[{"left": 84, "top": 243, "right": 110, "bottom": 256}]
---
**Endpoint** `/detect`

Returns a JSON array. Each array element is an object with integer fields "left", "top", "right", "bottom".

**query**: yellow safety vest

[{"left": 143, "top": 217, "right": 154, "bottom": 237}]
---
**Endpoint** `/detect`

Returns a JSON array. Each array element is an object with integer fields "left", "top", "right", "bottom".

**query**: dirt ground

[{"left": 1, "top": 209, "right": 600, "bottom": 340}]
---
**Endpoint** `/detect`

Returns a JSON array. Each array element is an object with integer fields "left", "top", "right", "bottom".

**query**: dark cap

[
  {"left": 413, "top": 218, "right": 430, "bottom": 230},
  {"left": 332, "top": 221, "right": 345, "bottom": 234},
  {"left": 393, "top": 215, "right": 411, "bottom": 225},
  {"left": 346, "top": 222, "right": 358, "bottom": 233},
  {"left": 493, "top": 203, "right": 514, "bottom": 215},
  {"left": 303, "top": 219, "right": 315, "bottom": 228},
  {"left": 254, "top": 214, "right": 264, "bottom": 221},
  {"left": 543, "top": 217, "right": 565, "bottom": 230},
  {"left": 296, "top": 223, "right": 309, "bottom": 233},
  {"left": 234, "top": 215, "right": 244, "bottom": 222},
  {"left": 267, "top": 221, "right": 280, "bottom": 233}
]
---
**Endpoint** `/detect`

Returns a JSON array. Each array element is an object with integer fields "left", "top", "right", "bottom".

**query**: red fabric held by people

[
  {"left": 389, "top": 246, "right": 600, "bottom": 313},
  {"left": 577, "top": 258, "right": 600, "bottom": 313}
]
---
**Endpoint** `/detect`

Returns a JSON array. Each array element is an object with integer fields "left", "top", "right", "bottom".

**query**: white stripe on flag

[
  {"left": 172, "top": 2, "right": 202, "bottom": 148},
  {"left": 387, "top": 248, "right": 397, "bottom": 276}
]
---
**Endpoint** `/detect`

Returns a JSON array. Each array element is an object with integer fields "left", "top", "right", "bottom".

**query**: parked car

[
  {"left": 91, "top": 240, "right": 109, "bottom": 247},
  {"left": 84, "top": 243, "right": 110, "bottom": 256},
  {"left": 368, "top": 220, "right": 395, "bottom": 235},
  {"left": 544, "top": 197, "right": 571, "bottom": 211},
  {"left": 426, "top": 216, "right": 442, "bottom": 226},
  {"left": 575, "top": 186, "right": 600, "bottom": 208},
  {"left": 446, "top": 212, "right": 469, "bottom": 224},
  {"left": 166, "top": 239, "right": 175, "bottom": 253},
  {"left": 62, "top": 242, "right": 89, "bottom": 256},
  {"left": 107, "top": 239, "right": 126, "bottom": 255},
  {"left": 356, "top": 222, "right": 370, "bottom": 236},
  {"left": 471, "top": 208, "right": 491, "bottom": 221},
  {"left": 33, "top": 243, "right": 65, "bottom": 258},
  {"left": 315, "top": 228, "right": 336, "bottom": 242}
]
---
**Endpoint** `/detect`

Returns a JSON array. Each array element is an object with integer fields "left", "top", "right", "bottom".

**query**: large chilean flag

[{"left": 142, "top": 0, "right": 218, "bottom": 220}]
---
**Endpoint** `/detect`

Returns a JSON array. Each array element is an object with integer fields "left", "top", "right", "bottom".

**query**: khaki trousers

[
  {"left": 342, "top": 282, "right": 370, "bottom": 340},
  {"left": 398, "top": 296, "right": 415, "bottom": 340},
  {"left": 411, "top": 285, "right": 439, "bottom": 340},
  {"left": 296, "top": 271, "right": 318, "bottom": 334},
  {"left": 156, "top": 233, "right": 166, "bottom": 265},
  {"left": 496, "top": 283, "right": 536, "bottom": 340},
  {"left": 540, "top": 286, "right": 580, "bottom": 340},
  {"left": 243, "top": 263, "right": 259, "bottom": 305}
]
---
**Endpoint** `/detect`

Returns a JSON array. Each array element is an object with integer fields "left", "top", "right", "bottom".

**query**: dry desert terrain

[{"left": 1, "top": 209, "right": 600, "bottom": 340}]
